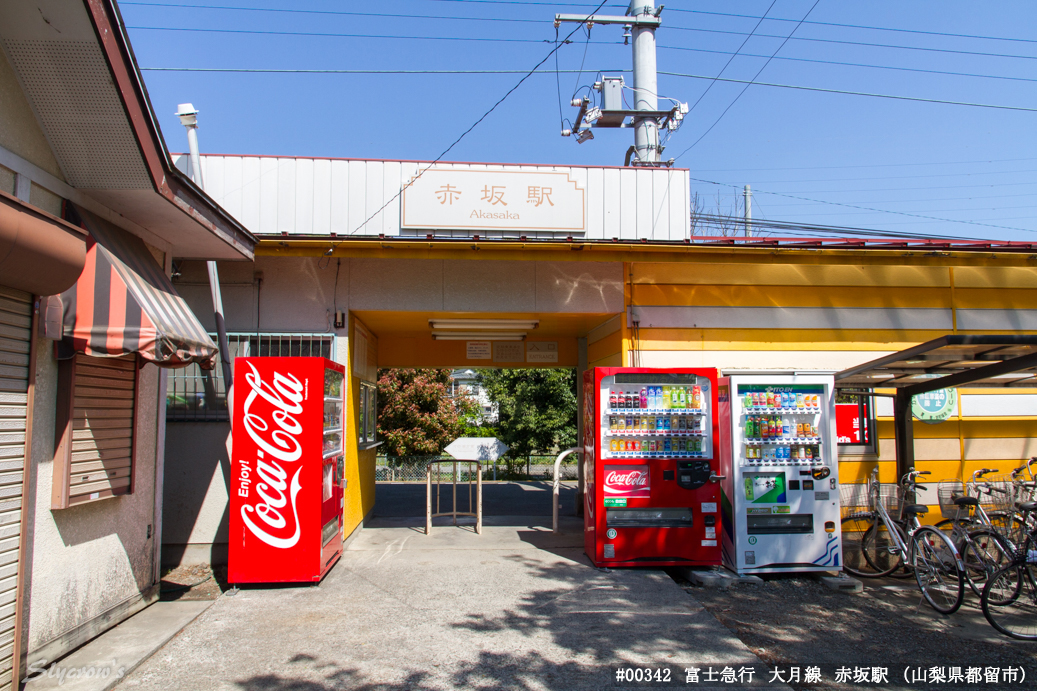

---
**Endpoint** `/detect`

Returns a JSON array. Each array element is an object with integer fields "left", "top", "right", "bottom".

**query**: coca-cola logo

[
  {"left": 239, "top": 362, "right": 305, "bottom": 549},
  {"left": 603, "top": 465, "right": 650, "bottom": 497}
]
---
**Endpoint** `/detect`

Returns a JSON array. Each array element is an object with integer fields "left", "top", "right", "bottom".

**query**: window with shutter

[{"left": 53, "top": 354, "right": 137, "bottom": 509}]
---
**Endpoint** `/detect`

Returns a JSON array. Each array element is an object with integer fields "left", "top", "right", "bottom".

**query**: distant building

[{"left": 450, "top": 369, "right": 497, "bottom": 423}]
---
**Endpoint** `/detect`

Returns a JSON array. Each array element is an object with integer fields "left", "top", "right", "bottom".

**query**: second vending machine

[
  {"left": 583, "top": 367, "right": 722, "bottom": 568},
  {"left": 717, "top": 374, "right": 842, "bottom": 575}
]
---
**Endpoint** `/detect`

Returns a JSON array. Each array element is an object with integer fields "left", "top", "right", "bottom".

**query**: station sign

[{"left": 401, "top": 168, "right": 586, "bottom": 233}]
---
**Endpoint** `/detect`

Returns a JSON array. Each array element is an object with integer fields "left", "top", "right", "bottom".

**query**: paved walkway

[{"left": 121, "top": 515, "right": 775, "bottom": 690}]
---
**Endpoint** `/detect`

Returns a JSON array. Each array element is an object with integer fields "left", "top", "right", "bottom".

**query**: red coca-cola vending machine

[
  {"left": 229, "top": 357, "right": 346, "bottom": 583},
  {"left": 583, "top": 367, "right": 722, "bottom": 568}
]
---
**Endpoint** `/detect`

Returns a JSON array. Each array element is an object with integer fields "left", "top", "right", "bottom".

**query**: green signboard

[{"left": 912, "top": 388, "right": 957, "bottom": 424}]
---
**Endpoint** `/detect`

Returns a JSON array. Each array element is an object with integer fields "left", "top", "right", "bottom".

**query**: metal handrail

[
  {"left": 552, "top": 447, "right": 581, "bottom": 534},
  {"left": 426, "top": 459, "right": 482, "bottom": 535}
]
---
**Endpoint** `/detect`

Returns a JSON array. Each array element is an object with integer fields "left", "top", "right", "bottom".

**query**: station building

[{"left": 163, "top": 154, "right": 1037, "bottom": 567}]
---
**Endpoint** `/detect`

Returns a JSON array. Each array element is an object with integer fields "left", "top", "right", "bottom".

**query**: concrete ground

[{"left": 118, "top": 484, "right": 777, "bottom": 690}]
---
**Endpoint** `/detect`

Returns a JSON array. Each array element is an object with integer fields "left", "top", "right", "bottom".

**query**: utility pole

[
  {"left": 558, "top": 1, "right": 682, "bottom": 167},
  {"left": 176, "top": 103, "right": 234, "bottom": 413},
  {"left": 743, "top": 184, "right": 752, "bottom": 237},
  {"left": 630, "top": 1, "right": 659, "bottom": 165}
]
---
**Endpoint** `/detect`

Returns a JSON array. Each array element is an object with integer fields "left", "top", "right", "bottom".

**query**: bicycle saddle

[
  {"left": 1019, "top": 501, "right": 1037, "bottom": 512},
  {"left": 954, "top": 496, "right": 980, "bottom": 507},
  {"left": 903, "top": 504, "right": 929, "bottom": 515}
]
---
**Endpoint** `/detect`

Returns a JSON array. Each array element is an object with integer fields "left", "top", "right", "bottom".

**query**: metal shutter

[
  {"left": 0, "top": 286, "right": 31, "bottom": 691},
  {"left": 68, "top": 354, "right": 135, "bottom": 504}
]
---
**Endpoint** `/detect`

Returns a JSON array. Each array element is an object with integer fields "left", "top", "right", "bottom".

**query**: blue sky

[{"left": 121, "top": 1, "right": 1037, "bottom": 241}]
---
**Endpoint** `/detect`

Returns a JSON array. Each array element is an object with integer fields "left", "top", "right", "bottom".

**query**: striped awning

[{"left": 59, "top": 208, "right": 218, "bottom": 369}]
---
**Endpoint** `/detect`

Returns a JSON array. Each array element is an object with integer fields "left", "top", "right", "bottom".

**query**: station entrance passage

[{"left": 349, "top": 309, "right": 622, "bottom": 527}]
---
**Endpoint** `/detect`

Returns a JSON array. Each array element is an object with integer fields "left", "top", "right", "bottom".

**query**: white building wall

[{"left": 177, "top": 155, "right": 691, "bottom": 241}]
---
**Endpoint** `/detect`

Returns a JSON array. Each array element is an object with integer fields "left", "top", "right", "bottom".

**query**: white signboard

[
  {"left": 466, "top": 341, "right": 491, "bottom": 360},
  {"left": 444, "top": 437, "right": 510, "bottom": 461},
  {"left": 401, "top": 168, "right": 586, "bottom": 232},
  {"left": 526, "top": 341, "right": 559, "bottom": 363}
]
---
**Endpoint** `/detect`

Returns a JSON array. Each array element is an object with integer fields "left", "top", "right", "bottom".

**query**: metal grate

[{"left": 166, "top": 333, "right": 335, "bottom": 421}]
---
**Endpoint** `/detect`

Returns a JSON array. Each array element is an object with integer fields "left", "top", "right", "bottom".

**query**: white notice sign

[
  {"left": 493, "top": 341, "right": 524, "bottom": 363},
  {"left": 466, "top": 341, "right": 491, "bottom": 360},
  {"left": 401, "top": 168, "right": 586, "bottom": 233},
  {"left": 526, "top": 341, "right": 558, "bottom": 363}
]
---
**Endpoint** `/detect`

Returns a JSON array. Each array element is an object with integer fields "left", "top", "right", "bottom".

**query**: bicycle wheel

[
  {"left": 960, "top": 529, "right": 1014, "bottom": 598},
  {"left": 911, "top": 526, "right": 965, "bottom": 615},
  {"left": 842, "top": 514, "right": 904, "bottom": 577},
  {"left": 982, "top": 562, "right": 1037, "bottom": 640}
]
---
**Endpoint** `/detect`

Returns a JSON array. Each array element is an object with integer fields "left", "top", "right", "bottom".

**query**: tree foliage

[
  {"left": 477, "top": 369, "right": 577, "bottom": 457},
  {"left": 376, "top": 369, "right": 480, "bottom": 457}
]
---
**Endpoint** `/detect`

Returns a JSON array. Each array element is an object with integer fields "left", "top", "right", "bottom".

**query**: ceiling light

[
  {"left": 429, "top": 319, "right": 539, "bottom": 330},
  {"left": 432, "top": 332, "right": 526, "bottom": 341}
]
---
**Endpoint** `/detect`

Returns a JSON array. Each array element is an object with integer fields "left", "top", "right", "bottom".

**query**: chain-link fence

[{"left": 376, "top": 455, "right": 580, "bottom": 482}]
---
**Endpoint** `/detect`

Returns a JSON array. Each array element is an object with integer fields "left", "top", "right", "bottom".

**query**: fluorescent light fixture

[
  {"left": 429, "top": 319, "right": 539, "bottom": 330},
  {"left": 432, "top": 332, "right": 526, "bottom": 341}
]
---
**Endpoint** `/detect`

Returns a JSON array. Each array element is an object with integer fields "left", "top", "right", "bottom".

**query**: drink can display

[
  {"left": 663, "top": 438, "right": 671, "bottom": 454},
  {"left": 663, "top": 417, "right": 671, "bottom": 431},
  {"left": 806, "top": 446, "right": 813, "bottom": 461},
  {"left": 609, "top": 416, "right": 616, "bottom": 431},
  {"left": 678, "top": 415, "right": 686, "bottom": 431},
  {"left": 626, "top": 416, "right": 634, "bottom": 430},
  {"left": 693, "top": 385, "right": 701, "bottom": 409},
  {"left": 641, "top": 416, "right": 648, "bottom": 431},
  {"left": 632, "top": 440, "right": 640, "bottom": 453},
  {"left": 764, "top": 391, "right": 772, "bottom": 407},
  {"left": 744, "top": 392, "right": 752, "bottom": 409},
  {"left": 609, "top": 439, "right": 618, "bottom": 453},
  {"left": 617, "top": 416, "right": 626, "bottom": 431},
  {"left": 796, "top": 393, "right": 804, "bottom": 408},
  {"left": 812, "top": 394, "right": 820, "bottom": 408},
  {"left": 656, "top": 416, "right": 664, "bottom": 430}
]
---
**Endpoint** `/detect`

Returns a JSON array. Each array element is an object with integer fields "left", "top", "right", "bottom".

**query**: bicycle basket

[
  {"left": 976, "top": 475, "right": 1016, "bottom": 514},
  {"left": 937, "top": 480, "right": 966, "bottom": 520},
  {"left": 840, "top": 482, "right": 900, "bottom": 516}
]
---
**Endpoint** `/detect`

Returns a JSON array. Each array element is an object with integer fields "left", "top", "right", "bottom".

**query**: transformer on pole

[{"left": 556, "top": 1, "right": 687, "bottom": 167}]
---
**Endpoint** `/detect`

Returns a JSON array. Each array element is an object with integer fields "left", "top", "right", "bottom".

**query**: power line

[
  {"left": 124, "top": 1, "right": 1037, "bottom": 48},
  {"left": 666, "top": 7, "right": 1037, "bottom": 47},
  {"left": 129, "top": 26, "right": 557, "bottom": 45},
  {"left": 693, "top": 168, "right": 1037, "bottom": 185},
  {"left": 684, "top": 0, "right": 778, "bottom": 118},
  {"left": 127, "top": 25, "right": 1037, "bottom": 87},
  {"left": 693, "top": 157, "right": 1037, "bottom": 172},
  {"left": 688, "top": 175, "right": 1037, "bottom": 235},
  {"left": 659, "top": 45, "right": 1037, "bottom": 86},
  {"left": 326, "top": 0, "right": 609, "bottom": 241},
  {"left": 664, "top": 25, "right": 1037, "bottom": 63},
  {"left": 122, "top": 2, "right": 546, "bottom": 24},
  {"left": 660, "top": 71, "right": 1037, "bottom": 114},
  {"left": 140, "top": 67, "right": 623, "bottom": 74},
  {"left": 121, "top": 3, "right": 1037, "bottom": 62},
  {"left": 673, "top": 0, "right": 823, "bottom": 161}
]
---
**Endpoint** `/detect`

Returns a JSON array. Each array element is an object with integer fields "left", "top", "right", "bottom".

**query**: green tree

[
  {"left": 477, "top": 368, "right": 577, "bottom": 458},
  {"left": 376, "top": 369, "right": 480, "bottom": 456}
]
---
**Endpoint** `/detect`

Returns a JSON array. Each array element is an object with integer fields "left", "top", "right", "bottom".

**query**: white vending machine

[{"left": 717, "top": 374, "right": 842, "bottom": 575}]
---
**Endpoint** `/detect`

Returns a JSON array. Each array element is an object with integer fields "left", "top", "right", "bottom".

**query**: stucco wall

[
  {"left": 0, "top": 49, "right": 64, "bottom": 180},
  {"left": 26, "top": 347, "right": 158, "bottom": 659}
]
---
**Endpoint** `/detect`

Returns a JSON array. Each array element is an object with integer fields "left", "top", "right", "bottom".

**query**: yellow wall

[
  {"left": 625, "top": 259, "right": 1037, "bottom": 524},
  {"left": 343, "top": 315, "right": 378, "bottom": 539}
]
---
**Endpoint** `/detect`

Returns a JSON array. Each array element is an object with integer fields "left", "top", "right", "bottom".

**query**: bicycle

[
  {"left": 842, "top": 467, "right": 966, "bottom": 614},
  {"left": 981, "top": 500, "right": 1037, "bottom": 640},
  {"left": 933, "top": 474, "right": 1015, "bottom": 597}
]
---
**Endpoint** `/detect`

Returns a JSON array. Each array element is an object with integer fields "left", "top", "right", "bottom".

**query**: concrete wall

[
  {"left": 24, "top": 346, "right": 159, "bottom": 665},
  {"left": 162, "top": 423, "right": 230, "bottom": 567},
  {"left": 171, "top": 256, "right": 623, "bottom": 334}
]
